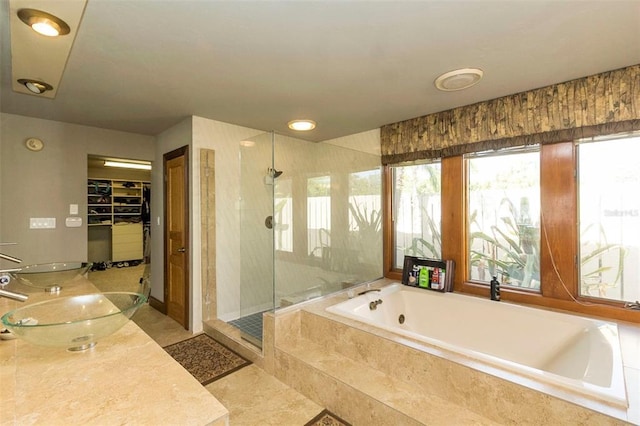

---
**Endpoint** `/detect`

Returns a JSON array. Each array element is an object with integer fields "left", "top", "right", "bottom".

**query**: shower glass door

[{"left": 232, "top": 131, "right": 275, "bottom": 348}]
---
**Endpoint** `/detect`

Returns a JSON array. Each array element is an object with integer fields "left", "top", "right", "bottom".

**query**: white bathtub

[{"left": 326, "top": 283, "right": 628, "bottom": 408}]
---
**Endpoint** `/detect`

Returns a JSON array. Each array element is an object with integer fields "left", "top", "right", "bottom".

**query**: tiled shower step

[{"left": 276, "top": 336, "right": 497, "bottom": 425}]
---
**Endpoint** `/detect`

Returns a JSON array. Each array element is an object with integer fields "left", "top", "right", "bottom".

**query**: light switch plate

[
  {"left": 30, "top": 218, "right": 56, "bottom": 229},
  {"left": 70, "top": 204, "right": 79, "bottom": 215},
  {"left": 65, "top": 217, "right": 82, "bottom": 227}
]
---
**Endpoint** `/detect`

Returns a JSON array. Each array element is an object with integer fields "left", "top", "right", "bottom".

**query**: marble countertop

[{"left": 0, "top": 277, "right": 228, "bottom": 426}]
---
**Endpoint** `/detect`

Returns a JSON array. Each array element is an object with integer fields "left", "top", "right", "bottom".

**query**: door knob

[{"left": 177, "top": 247, "right": 186, "bottom": 253}]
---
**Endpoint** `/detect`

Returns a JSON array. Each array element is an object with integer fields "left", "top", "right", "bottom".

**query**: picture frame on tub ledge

[{"left": 401, "top": 256, "right": 455, "bottom": 292}]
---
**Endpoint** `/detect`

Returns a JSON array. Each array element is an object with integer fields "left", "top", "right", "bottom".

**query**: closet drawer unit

[{"left": 112, "top": 223, "right": 143, "bottom": 261}]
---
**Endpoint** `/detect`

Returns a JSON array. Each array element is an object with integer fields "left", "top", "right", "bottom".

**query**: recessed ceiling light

[
  {"left": 17, "top": 8, "right": 71, "bottom": 37},
  {"left": 434, "top": 68, "right": 483, "bottom": 91},
  {"left": 17, "top": 79, "right": 53, "bottom": 94},
  {"left": 104, "top": 161, "right": 152, "bottom": 170},
  {"left": 288, "top": 120, "right": 316, "bottom": 131}
]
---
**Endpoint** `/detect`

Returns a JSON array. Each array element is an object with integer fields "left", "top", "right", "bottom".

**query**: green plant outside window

[
  {"left": 578, "top": 134, "right": 640, "bottom": 303},
  {"left": 391, "top": 162, "right": 442, "bottom": 269},
  {"left": 467, "top": 148, "right": 541, "bottom": 289}
]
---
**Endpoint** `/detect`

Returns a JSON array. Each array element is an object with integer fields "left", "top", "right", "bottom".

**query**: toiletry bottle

[
  {"left": 419, "top": 267, "right": 430, "bottom": 288},
  {"left": 490, "top": 276, "right": 501, "bottom": 301}
]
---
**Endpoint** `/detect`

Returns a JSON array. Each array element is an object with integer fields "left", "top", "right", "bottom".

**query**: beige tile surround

[
  {"left": 203, "top": 277, "right": 639, "bottom": 425},
  {"left": 260, "top": 283, "right": 638, "bottom": 425}
]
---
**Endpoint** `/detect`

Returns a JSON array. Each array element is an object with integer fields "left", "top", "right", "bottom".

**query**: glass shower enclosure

[{"left": 231, "top": 131, "right": 383, "bottom": 348}]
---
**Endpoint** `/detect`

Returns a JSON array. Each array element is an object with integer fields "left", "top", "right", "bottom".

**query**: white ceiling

[{"left": 1, "top": 0, "right": 639, "bottom": 142}]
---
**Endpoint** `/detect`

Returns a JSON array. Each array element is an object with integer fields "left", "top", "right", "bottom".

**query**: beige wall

[
  {"left": 0, "top": 113, "right": 154, "bottom": 265},
  {"left": 149, "top": 116, "right": 192, "bottom": 311},
  {"left": 146, "top": 116, "right": 264, "bottom": 332},
  {"left": 0, "top": 111, "right": 382, "bottom": 334}
]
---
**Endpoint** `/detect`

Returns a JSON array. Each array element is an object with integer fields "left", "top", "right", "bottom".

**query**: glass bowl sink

[
  {"left": 1, "top": 292, "right": 147, "bottom": 351},
  {"left": 10, "top": 262, "right": 92, "bottom": 291}
]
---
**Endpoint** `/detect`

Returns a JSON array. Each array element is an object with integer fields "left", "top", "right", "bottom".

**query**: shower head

[{"left": 268, "top": 168, "right": 283, "bottom": 178}]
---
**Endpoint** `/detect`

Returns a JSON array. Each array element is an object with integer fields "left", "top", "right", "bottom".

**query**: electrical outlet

[{"left": 29, "top": 218, "right": 56, "bottom": 229}]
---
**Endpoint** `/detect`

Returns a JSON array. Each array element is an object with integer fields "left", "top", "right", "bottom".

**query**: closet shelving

[
  {"left": 88, "top": 179, "right": 144, "bottom": 226},
  {"left": 112, "top": 180, "right": 143, "bottom": 224},
  {"left": 88, "top": 179, "right": 113, "bottom": 226},
  {"left": 88, "top": 179, "right": 148, "bottom": 262}
]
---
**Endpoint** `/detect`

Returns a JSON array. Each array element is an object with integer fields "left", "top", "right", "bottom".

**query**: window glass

[
  {"left": 579, "top": 134, "right": 640, "bottom": 303},
  {"left": 467, "top": 148, "right": 540, "bottom": 289},
  {"left": 307, "top": 176, "right": 331, "bottom": 258},
  {"left": 274, "top": 178, "right": 292, "bottom": 252},
  {"left": 392, "top": 162, "right": 442, "bottom": 269}
]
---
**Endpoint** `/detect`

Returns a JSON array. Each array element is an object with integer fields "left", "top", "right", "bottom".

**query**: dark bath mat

[
  {"left": 305, "top": 409, "right": 351, "bottom": 426},
  {"left": 163, "top": 334, "right": 251, "bottom": 385}
]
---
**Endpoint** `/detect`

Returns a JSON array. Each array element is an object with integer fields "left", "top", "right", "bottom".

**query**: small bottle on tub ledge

[{"left": 490, "top": 276, "right": 501, "bottom": 301}]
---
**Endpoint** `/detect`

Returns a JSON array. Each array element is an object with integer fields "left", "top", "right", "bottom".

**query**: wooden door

[{"left": 164, "top": 146, "right": 189, "bottom": 328}]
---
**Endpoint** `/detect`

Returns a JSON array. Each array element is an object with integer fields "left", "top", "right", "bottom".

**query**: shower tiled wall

[{"left": 238, "top": 130, "right": 383, "bottom": 318}]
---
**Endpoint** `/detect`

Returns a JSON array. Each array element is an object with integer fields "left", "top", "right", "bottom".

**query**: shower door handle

[{"left": 177, "top": 247, "right": 186, "bottom": 253}]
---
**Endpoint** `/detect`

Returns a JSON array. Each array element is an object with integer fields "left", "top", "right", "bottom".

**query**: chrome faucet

[
  {"left": 0, "top": 253, "right": 22, "bottom": 264},
  {"left": 0, "top": 242, "right": 22, "bottom": 264},
  {"left": 0, "top": 243, "right": 28, "bottom": 302},
  {"left": 0, "top": 287, "right": 28, "bottom": 302}
]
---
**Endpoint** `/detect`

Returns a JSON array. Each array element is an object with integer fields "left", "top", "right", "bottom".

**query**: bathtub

[{"left": 326, "top": 283, "right": 628, "bottom": 408}]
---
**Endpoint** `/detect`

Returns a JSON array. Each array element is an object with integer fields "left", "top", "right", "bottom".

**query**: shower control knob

[{"left": 265, "top": 216, "right": 273, "bottom": 229}]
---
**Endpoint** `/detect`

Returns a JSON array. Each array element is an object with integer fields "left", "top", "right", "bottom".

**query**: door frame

[{"left": 163, "top": 145, "right": 190, "bottom": 329}]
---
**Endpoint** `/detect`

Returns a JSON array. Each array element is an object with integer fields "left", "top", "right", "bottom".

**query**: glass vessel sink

[
  {"left": 1, "top": 292, "right": 146, "bottom": 351},
  {"left": 10, "top": 262, "right": 92, "bottom": 291}
]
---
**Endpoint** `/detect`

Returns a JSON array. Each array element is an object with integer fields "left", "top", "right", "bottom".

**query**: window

[
  {"left": 578, "top": 133, "right": 640, "bottom": 303},
  {"left": 384, "top": 134, "right": 638, "bottom": 321},
  {"left": 467, "top": 147, "right": 541, "bottom": 289},
  {"left": 307, "top": 176, "right": 331, "bottom": 258},
  {"left": 391, "top": 162, "right": 442, "bottom": 269}
]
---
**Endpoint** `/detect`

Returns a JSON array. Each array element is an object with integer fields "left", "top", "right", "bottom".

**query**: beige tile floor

[{"left": 89, "top": 265, "right": 326, "bottom": 425}]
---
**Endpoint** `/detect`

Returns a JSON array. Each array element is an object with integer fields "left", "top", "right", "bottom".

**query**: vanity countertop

[{"left": 0, "top": 277, "right": 228, "bottom": 425}]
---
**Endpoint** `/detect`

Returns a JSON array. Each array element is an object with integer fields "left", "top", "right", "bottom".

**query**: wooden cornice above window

[{"left": 381, "top": 64, "right": 640, "bottom": 165}]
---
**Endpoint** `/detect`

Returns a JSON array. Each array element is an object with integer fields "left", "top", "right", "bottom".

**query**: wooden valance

[{"left": 381, "top": 64, "right": 640, "bottom": 165}]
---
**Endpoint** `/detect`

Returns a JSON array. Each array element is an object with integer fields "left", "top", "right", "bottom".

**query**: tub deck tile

[{"left": 277, "top": 335, "right": 500, "bottom": 425}]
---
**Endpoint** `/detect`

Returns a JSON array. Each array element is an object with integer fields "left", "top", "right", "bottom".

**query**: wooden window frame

[{"left": 384, "top": 141, "right": 640, "bottom": 323}]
